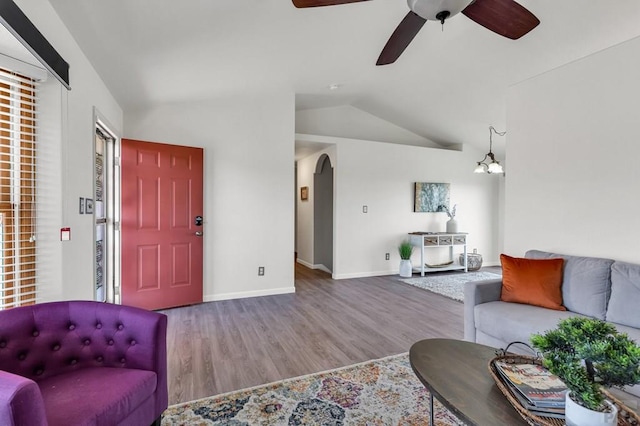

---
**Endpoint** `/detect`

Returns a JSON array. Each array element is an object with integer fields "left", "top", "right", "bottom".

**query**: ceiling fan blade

[
  {"left": 292, "top": 0, "right": 369, "bottom": 8},
  {"left": 462, "top": 0, "right": 539, "bottom": 40},
  {"left": 376, "top": 12, "right": 427, "bottom": 66}
]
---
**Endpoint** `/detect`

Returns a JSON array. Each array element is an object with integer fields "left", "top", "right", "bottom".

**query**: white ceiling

[{"left": 48, "top": 0, "right": 640, "bottom": 153}]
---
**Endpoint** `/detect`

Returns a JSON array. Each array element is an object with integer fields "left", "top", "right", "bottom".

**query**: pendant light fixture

[{"left": 474, "top": 126, "right": 506, "bottom": 174}]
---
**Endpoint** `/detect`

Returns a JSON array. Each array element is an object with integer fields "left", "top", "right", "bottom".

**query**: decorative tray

[
  {"left": 489, "top": 345, "right": 640, "bottom": 426},
  {"left": 425, "top": 260, "right": 454, "bottom": 268}
]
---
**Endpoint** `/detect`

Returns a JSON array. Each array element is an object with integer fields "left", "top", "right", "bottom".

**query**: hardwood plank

[{"left": 161, "top": 264, "right": 497, "bottom": 404}]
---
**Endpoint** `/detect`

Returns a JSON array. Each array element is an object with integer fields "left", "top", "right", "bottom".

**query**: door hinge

[
  {"left": 114, "top": 222, "right": 121, "bottom": 231},
  {"left": 114, "top": 157, "right": 121, "bottom": 167}
]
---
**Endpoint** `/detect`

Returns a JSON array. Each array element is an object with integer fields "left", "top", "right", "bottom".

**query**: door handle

[{"left": 195, "top": 231, "right": 203, "bottom": 237}]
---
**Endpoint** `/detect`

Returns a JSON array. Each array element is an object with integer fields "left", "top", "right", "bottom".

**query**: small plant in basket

[{"left": 531, "top": 317, "right": 640, "bottom": 424}]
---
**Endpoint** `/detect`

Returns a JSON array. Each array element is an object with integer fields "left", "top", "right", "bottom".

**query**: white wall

[
  {"left": 125, "top": 92, "right": 296, "bottom": 301},
  {"left": 296, "top": 134, "right": 501, "bottom": 278},
  {"left": 505, "top": 36, "right": 640, "bottom": 262},
  {"left": 14, "top": 0, "right": 123, "bottom": 301},
  {"left": 296, "top": 105, "right": 444, "bottom": 149}
]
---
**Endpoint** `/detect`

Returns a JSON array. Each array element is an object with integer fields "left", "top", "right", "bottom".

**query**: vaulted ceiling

[{"left": 48, "top": 0, "right": 640, "bottom": 152}]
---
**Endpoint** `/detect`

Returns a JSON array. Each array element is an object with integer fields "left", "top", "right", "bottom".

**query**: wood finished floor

[{"left": 161, "top": 264, "right": 499, "bottom": 405}]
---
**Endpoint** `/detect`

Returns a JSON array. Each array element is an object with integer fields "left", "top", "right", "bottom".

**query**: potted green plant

[
  {"left": 398, "top": 240, "right": 414, "bottom": 278},
  {"left": 531, "top": 317, "right": 640, "bottom": 426}
]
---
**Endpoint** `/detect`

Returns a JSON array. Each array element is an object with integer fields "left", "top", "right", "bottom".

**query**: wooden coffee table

[{"left": 409, "top": 338, "right": 529, "bottom": 425}]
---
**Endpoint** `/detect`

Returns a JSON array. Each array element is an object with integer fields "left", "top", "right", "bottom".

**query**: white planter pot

[
  {"left": 399, "top": 260, "right": 412, "bottom": 278},
  {"left": 565, "top": 392, "right": 617, "bottom": 426},
  {"left": 446, "top": 218, "right": 458, "bottom": 233}
]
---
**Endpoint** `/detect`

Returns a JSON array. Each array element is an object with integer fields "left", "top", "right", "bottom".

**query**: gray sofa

[{"left": 464, "top": 249, "right": 640, "bottom": 399}]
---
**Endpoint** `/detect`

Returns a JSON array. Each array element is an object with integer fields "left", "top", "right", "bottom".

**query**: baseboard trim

[
  {"left": 332, "top": 270, "right": 397, "bottom": 280},
  {"left": 204, "top": 287, "right": 295, "bottom": 302},
  {"left": 296, "top": 258, "right": 313, "bottom": 268},
  {"left": 315, "top": 264, "right": 332, "bottom": 274},
  {"left": 296, "top": 258, "right": 332, "bottom": 274}
]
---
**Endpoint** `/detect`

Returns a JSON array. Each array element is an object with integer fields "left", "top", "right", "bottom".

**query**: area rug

[
  {"left": 162, "top": 353, "right": 464, "bottom": 425},
  {"left": 400, "top": 271, "right": 501, "bottom": 302}
]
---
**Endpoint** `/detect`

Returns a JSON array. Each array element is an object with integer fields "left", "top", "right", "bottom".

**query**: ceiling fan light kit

[
  {"left": 293, "top": 0, "right": 539, "bottom": 65},
  {"left": 407, "top": 0, "right": 471, "bottom": 22}
]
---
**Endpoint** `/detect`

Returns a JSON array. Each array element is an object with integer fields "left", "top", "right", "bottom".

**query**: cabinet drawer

[
  {"left": 424, "top": 237, "right": 438, "bottom": 246},
  {"left": 453, "top": 235, "right": 466, "bottom": 245},
  {"left": 438, "top": 236, "right": 452, "bottom": 245}
]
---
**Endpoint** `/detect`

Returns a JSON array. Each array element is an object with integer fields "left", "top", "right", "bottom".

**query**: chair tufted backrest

[{"left": 0, "top": 301, "right": 166, "bottom": 383}]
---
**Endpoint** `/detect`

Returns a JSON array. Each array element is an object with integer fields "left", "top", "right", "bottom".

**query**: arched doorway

[{"left": 314, "top": 154, "right": 334, "bottom": 273}]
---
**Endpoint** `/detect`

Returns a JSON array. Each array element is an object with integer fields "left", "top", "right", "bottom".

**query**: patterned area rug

[
  {"left": 162, "top": 353, "right": 464, "bottom": 425},
  {"left": 400, "top": 271, "right": 501, "bottom": 302}
]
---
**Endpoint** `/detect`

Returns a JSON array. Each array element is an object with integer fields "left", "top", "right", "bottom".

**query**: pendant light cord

[{"left": 488, "top": 126, "right": 506, "bottom": 152}]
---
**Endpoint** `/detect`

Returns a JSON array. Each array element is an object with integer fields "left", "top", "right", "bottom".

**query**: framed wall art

[
  {"left": 414, "top": 182, "right": 450, "bottom": 212},
  {"left": 300, "top": 186, "right": 309, "bottom": 201}
]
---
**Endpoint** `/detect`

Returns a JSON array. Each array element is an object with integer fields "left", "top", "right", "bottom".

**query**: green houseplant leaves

[
  {"left": 531, "top": 317, "right": 640, "bottom": 411},
  {"left": 398, "top": 241, "right": 413, "bottom": 260}
]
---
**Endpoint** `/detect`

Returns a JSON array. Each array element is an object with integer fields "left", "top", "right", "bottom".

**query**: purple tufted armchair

[{"left": 0, "top": 301, "right": 168, "bottom": 426}]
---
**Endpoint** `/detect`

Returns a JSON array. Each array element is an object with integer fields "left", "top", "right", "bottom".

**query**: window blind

[{"left": 0, "top": 66, "right": 38, "bottom": 309}]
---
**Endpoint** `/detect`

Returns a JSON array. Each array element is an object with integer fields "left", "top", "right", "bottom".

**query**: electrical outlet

[
  {"left": 362, "top": 205, "right": 368, "bottom": 213},
  {"left": 258, "top": 266, "right": 265, "bottom": 276},
  {"left": 385, "top": 253, "right": 390, "bottom": 260}
]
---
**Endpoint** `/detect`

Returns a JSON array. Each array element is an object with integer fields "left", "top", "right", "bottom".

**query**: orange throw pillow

[{"left": 500, "top": 254, "right": 566, "bottom": 311}]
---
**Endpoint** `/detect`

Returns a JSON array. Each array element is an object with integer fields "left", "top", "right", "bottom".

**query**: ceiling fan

[{"left": 292, "top": 0, "right": 540, "bottom": 65}]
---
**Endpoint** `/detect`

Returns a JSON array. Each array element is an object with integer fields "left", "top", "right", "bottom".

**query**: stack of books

[{"left": 494, "top": 361, "right": 568, "bottom": 418}]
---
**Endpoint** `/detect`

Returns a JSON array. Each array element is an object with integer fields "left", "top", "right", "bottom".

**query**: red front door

[{"left": 121, "top": 139, "right": 204, "bottom": 310}]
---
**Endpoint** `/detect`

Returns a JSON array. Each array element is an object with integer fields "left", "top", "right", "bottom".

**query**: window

[
  {"left": 0, "top": 67, "right": 38, "bottom": 309},
  {"left": 94, "top": 112, "right": 120, "bottom": 305},
  {"left": 95, "top": 125, "right": 116, "bottom": 303}
]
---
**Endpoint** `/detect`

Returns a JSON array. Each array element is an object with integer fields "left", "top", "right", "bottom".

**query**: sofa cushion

[
  {"left": 38, "top": 367, "right": 157, "bottom": 426},
  {"left": 606, "top": 261, "right": 640, "bottom": 329},
  {"left": 500, "top": 254, "right": 565, "bottom": 311},
  {"left": 474, "top": 301, "right": 584, "bottom": 347},
  {"left": 526, "top": 250, "right": 614, "bottom": 319}
]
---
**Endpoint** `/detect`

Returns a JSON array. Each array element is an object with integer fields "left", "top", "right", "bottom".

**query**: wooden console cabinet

[{"left": 408, "top": 232, "right": 468, "bottom": 276}]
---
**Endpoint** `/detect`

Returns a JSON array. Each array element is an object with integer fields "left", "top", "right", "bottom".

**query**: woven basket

[
  {"left": 489, "top": 343, "right": 640, "bottom": 426},
  {"left": 489, "top": 350, "right": 563, "bottom": 426}
]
